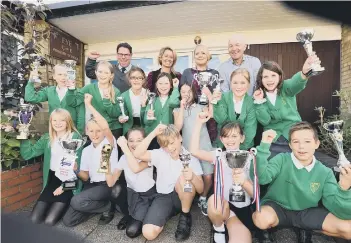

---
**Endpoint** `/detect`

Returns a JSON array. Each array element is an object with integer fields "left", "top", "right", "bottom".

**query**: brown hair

[
  {"left": 230, "top": 68, "right": 250, "bottom": 84},
  {"left": 255, "top": 61, "right": 284, "bottom": 93},
  {"left": 289, "top": 121, "right": 319, "bottom": 142},
  {"left": 156, "top": 72, "right": 173, "bottom": 96},
  {"left": 157, "top": 124, "right": 181, "bottom": 147},
  {"left": 220, "top": 121, "right": 244, "bottom": 137},
  {"left": 179, "top": 82, "right": 198, "bottom": 104},
  {"left": 49, "top": 109, "right": 79, "bottom": 145},
  {"left": 95, "top": 61, "right": 115, "bottom": 104},
  {"left": 127, "top": 66, "right": 146, "bottom": 87},
  {"left": 126, "top": 126, "right": 146, "bottom": 140}
]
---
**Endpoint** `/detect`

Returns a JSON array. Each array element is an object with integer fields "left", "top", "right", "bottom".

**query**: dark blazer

[{"left": 146, "top": 68, "right": 182, "bottom": 93}]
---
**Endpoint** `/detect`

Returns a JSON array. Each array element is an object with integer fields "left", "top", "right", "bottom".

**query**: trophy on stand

[
  {"left": 323, "top": 120, "right": 351, "bottom": 172},
  {"left": 194, "top": 72, "right": 218, "bottom": 105},
  {"left": 98, "top": 144, "right": 113, "bottom": 173},
  {"left": 29, "top": 54, "right": 42, "bottom": 83},
  {"left": 224, "top": 148, "right": 257, "bottom": 202},
  {"left": 179, "top": 148, "right": 193, "bottom": 193},
  {"left": 296, "top": 29, "right": 325, "bottom": 77},
  {"left": 16, "top": 99, "right": 35, "bottom": 140},
  {"left": 117, "top": 97, "right": 129, "bottom": 121},
  {"left": 147, "top": 92, "right": 157, "bottom": 120},
  {"left": 211, "top": 78, "right": 224, "bottom": 105},
  {"left": 64, "top": 60, "right": 77, "bottom": 89},
  {"left": 56, "top": 137, "right": 87, "bottom": 190}
]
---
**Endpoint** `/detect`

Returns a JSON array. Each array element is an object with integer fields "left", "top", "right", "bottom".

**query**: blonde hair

[
  {"left": 157, "top": 124, "right": 181, "bottom": 147},
  {"left": 194, "top": 44, "right": 212, "bottom": 61},
  {"left": 52, "top": 64, "right": 67, "bottom": 75},
  {"left": 96, "top": 61, "right": 116, "bottom": 104},
  {"left": 49, "top": 109, "right": 79, "bottom": 145},
  {"left": 158, "top": 47, "right": 177, "bottom": 68},
  {"left": 230, "top": 68, "right": 250, "bottom": 83}
]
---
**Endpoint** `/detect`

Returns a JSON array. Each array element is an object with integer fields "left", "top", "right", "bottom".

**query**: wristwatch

[{"left": 74, "top": 169, "right": 80, "bottom": 175}]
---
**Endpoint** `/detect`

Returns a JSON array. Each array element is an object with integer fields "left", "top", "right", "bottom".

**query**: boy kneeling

[
  {"left": 134, "top": 124, "right": 204, "bottom": 241},
  {"left": 253, "top": 121, "right": 351, "bottom": 242}
]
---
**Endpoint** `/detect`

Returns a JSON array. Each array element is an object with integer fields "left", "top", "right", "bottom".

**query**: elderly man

[
  {"left": 85, "top": 42, "right": 134, "bottom": 93},
  {"left": 218, "top": 35, "right": 261, "bottom": 96}
]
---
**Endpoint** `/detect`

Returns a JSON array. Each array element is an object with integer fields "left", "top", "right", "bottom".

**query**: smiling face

[
  {"left": 220, "top": 128, "right": 245, "bottom": 151},
  {"left": 95, "top": 63, "right": 113, "bottom": 85},
  {"left": 117, "top": 46, "right": 132, "bottom": 68},
  {"left": 129, "top": 70, "right": 145, "bottom": 90},
  {"left": 127, "top": 130, "right": 144, "bottom": 151},
  {"left": 289, "top": 129, "right": 320, "bottom": 165},
  {"left": 231, "top": 73, "right": 250, "bottom": 99},
  {"left": 180, "top": 84, "right": 193, "bottom": 104},
  {"left": 53, "top": 65, "right": 68, "bottom": 88},
  {"left": 50, "top": 113, "right": 68, "bottom": 133},
  {"left": 156, "top": 76, "right": 172, "bottom": 96},
  {"left": 162, "top": 136, "right": 182, "bottom": 159},
  {"left": 86, "top": 121, "right": 105, "bottom": 146},
  {"left": 194, "top": 45, "right": 209, "bottom": 67},
  {"left": 261, "top": 69, "right": 281, "bottom": 92},
  {"left": 160, "top": 49, "right": 174, "bottom": 68},
  {"left": 228, "top": 38, "right": 247, "bottom": 61}
]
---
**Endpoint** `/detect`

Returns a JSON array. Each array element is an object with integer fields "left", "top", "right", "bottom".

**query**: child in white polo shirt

[
  {"left": 133, "top": 124, "right": 204, "bottom": 242},
  {"left": 62, "top": 94, "right": 129, "bottom": 228}
]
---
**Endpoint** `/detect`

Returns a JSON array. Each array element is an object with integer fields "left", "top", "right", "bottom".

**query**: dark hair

[
  {"left": 255, "top": 61, "right": 284, "bottom": 93},
  {"left": 179, "top": 83, "right": 198, "bottom": 105},
  {"left": 289, "top": 121, "right": 319, "bottom": 142},
  {"left": 126, "top": 126, "right": 146, "bottom": 140},
  {"left": 116, "top": 42, "right": 132, "bottom": 54},
  {"left": 155, "top": 72, "right": 173, "bottom": 96},
  {"left": 220, "top": 121, "right": 244, "bottom": 137},
  {"left": 127, "top": 66, "right": 146, "bottom": 86}
]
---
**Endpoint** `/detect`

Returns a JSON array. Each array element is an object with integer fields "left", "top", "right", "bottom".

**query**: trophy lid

[{"left": 296, "top": 29, "right": 315, "bottom": 43}]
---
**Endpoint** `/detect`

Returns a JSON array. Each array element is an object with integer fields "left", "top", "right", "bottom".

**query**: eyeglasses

[
  {"left": 130, "top": 76, "right": 144, "bottom": 81},
  {"left": 117, "top": 53, "right": 131, "bottom": 58}
]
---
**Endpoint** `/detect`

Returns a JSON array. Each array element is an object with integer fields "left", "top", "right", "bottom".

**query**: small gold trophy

[{"left": 98, "top": 144, "right": 113, "bottom": 173}]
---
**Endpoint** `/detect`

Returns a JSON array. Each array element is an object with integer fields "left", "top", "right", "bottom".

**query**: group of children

[{"left": 19, "top": 48, "right": 351, "bottom": 243}]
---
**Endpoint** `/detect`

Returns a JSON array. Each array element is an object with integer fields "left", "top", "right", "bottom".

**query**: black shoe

[
  {"left": 117, "top": 215, "right": 131, "bottom": 230},
  {"left": 256, "top": 229, "right": 275, "bottom": 243},
  {"left": 175, "top": 212, "right": 192, "bottom": 241},
  {"left": 98, "top": 211, "right": 115, "bottom": 225},
  {"left": 297, "top": 229, "right": 312, "bottom": 243},
  {"left": 126, "top": 219, "right": 143, "bottom": 238}
]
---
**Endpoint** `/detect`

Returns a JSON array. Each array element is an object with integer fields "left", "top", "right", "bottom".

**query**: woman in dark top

[
  {"left": 180, "top": 44, "right": 220, "bottom": 146},
  {"left": 146, "top": 46, "right": 181, "bottom": 93}
]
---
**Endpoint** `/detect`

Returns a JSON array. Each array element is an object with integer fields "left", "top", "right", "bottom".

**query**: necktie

[{"left": 121, "top": 67, "right": 126, "bottom": 73}]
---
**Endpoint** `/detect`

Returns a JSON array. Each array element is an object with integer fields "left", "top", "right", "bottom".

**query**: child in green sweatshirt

[{"left": 252, "top": 122, "right": 351, "bottom": 241}]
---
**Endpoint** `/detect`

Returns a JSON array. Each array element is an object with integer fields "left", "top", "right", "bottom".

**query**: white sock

[
  {"left": 213, "top": 224, "right": 225, "bottom": 243},
  {"left": 199, "top": 196, "right": 206, "bottom": 202}
]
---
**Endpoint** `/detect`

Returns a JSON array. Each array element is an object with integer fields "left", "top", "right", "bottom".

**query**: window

[{"left": 174, "top": 55, "right": 190, "bottom": 74}]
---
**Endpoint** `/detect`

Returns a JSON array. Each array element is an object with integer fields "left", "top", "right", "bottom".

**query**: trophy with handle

[
  {"left": 16, "top": 98, "right": 35, "bottom": 140},
  {"left": 147, "top": 92, "right": 157, "bottom": 120},
  {"left": 179, "top": 147, "right": 193, "bottom": 193},
  {"left": 117, "top": 97, "right": 129, "bottom": 121},
  {"left": 56, "top": 136, "right": 87, "bottom": 190},
  {"left": 211, "top": 77, "right": 224, "bottom": 105},
  {"left": 323, "top": 120, "right": 350, "bottom": 172},
  {"left": 98, "top": 144, "right": 113, "bottom": 173},
  {"left": 224, "top": 148, "right": 257, "bottom": 202},
  {"left": 194, "top": 72, "right": 217, "bottom": 105},
  {"left": 296, "top": 29, "right": 325, "bottom": 77},
  {"left": 64, "top": 60, "right": 77, "bottom": 89}
]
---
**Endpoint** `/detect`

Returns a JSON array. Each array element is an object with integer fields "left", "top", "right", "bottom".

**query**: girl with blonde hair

[{"left": 20, "top": 108, "right": 83, "bottom": 226}]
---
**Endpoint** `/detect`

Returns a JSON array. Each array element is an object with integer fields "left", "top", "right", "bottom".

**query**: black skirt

[
  {"left": 133, "top": 117, "right": 141, "bottom": 127},
  {"left": 38, "top": 170, "right": 73, "bottom": 203}
]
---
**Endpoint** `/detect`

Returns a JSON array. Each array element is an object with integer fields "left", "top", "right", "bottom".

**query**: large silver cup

[
  {"left": 224, "top": 148, "right": 257, "bottom": 202},
  {"left": 56, "top": 137, "right": 87, "bottom": 190},
  {"left": 147, "top": 92, "right": 157, "bottom": 120},
  {"left": 16, "top": 99, "right": 35, "bottom": 140},
  {"left": 117, "top": 97, "right": 129, "bottom": 121},
  {"left": 323, "top": 120, "right": 350, "bottom": 172},
  {"left": 296, "top": 29, "right": 325, "bottom": 77},
  {"left": 194, "top": 72, "right": 218, "bottom": 105},
  {"left": 64, "top": 60, "right": 77, "bottom": 89},
  {"left": 179, "top": 148, "right": 193, "bottom": 193}
]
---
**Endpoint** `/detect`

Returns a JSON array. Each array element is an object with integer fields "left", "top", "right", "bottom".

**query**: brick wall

[
  {"left": 341, "top": 25, "right": 351, "bottom": 92},
  {"left": 1, "top": 163, "right": 42, "bottom": 212}
]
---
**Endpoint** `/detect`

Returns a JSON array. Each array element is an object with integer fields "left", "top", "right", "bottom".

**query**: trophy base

[
  {"left": 199, "top": 100, "right": 208, "bottom": 106},
  {"left": 62, "top": 180, "right": 78, "bottom": 191},
  {"left": 229, "top": 190, "right": 245, "bottom": 203},
  {"left": 97, "top": 167, "right": 109, "bottom": 173},
  {"left": 17, "top": 134, "right": 29, "bottom": 140},
  {"left": 183, "top": 183, "right": 193, "bottom": 193}
]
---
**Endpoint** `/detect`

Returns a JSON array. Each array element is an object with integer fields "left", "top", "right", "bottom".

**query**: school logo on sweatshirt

[{"left": 310, "top": 182, "right": 320, "bottom": 193}]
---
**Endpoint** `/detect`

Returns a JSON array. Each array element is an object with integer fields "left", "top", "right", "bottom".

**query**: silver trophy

[
  {"left": 16, "top": 99, "right": 35, "bottom": 140},
  {"left": 179, "top": 148, "right": 193, "bottom": 193},
  {"left": 211, "top": 78, "right": 224, "bottom": 105},
  {"left": 296, "top": 29, "right": 325, "bottom": 77},
  {"left": 98, "top": 144, "right": 113, "bottom": 173},
  {"left": 29, "top": 54, "right": 41, "bottom": 83},
  {"left": 64, "top": 60, "right": 77, "bottom": 88},
  {"left": 56, "top": 137, "right": 87, "bottom": 190},
  {"left": 117, "top": 97, "right": 129, "bottom": 121},
  {"left": 323, "top": 120, "right": 350, "bottom": 172},
  {"left": 224, "top": 148, "right": 257, "bottom": 202},
  {"left": 194, "top": 72, "right": 218, "bottom": 105},
  {"left": 147, "top": 92, "right": 157, "bottom": 120}
]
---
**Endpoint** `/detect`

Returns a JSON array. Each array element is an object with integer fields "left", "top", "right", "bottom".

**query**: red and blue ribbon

[
  {"left": 214, "top": 148, "right": 224, "bottom": 212},
  {"left": 251, "top": 149, "right": 261, "bottom": 212}
]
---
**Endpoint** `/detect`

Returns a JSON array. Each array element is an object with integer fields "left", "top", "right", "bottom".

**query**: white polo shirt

[
  {"left": 80, "top": 137, "right": 118, "bottom": 183},
  {"left": 150, "top": 148, "right": 203, "bottom": 194},
  {"left": 116, "top": 155, "right": 155, "bottom": 192}
]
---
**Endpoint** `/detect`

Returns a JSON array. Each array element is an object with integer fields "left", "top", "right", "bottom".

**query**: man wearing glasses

[{"left": 85, "top": 43, "right": 134, "bottom": 93}]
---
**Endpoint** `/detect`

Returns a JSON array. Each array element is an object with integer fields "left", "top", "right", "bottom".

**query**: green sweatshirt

[
  {"left": 66, "top": 83, "right": 122, "bottom": 131},
  {"left": 120, "top": 89, "right": 146, "bottom": 135},
  {"left": 25, "top": 82, "right": 85, "bottom": 134},
  {"left": 254, "top": 72, "right": 307, "bottom": 142},
  {"left": 213, "top": 92, "right": 257, "bottom": 150},
  {"left": 254, "top": 142, "right": 351, "bottom": 220},
  {"left": 20, "top": 132, "right": 83, "bottom": 195},
  {"left": 143, "top": 88, "right": 180, "bottom": 135}
]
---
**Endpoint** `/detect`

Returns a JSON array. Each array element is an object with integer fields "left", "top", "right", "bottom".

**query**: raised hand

[
  {"left": 172, "top": 78, "right": 179, "bottom": 88},
  {"left": 196, "top": 111, "right": 211, "bottom": 124},
  {"left": 117, "top": 136, "right": 128, "bottom": 148},
  {"left": 302, "top": 53, "right": 320, "bottom": 76},
  {"left": 153, "top": 123, "right": 167, "bottom": 136},
  {"left": 253, "top": 88, "right": 264, "bottom": 101},
  {"left": 88, "top": 50, "right": 100, "bottom": 60},
  {"left": 140, "top": 90, "right": 148, "bottom": 107},
  {"left": 261, "top": 129, "right": 277, "bottom": 144},
  {"left": 339, "top": 164, "right": 351, "bottom": 191}
]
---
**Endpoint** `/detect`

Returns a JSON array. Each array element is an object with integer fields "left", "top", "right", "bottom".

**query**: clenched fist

[{"left": 261, "top": 129, "right": 277, "bottom": 144}]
